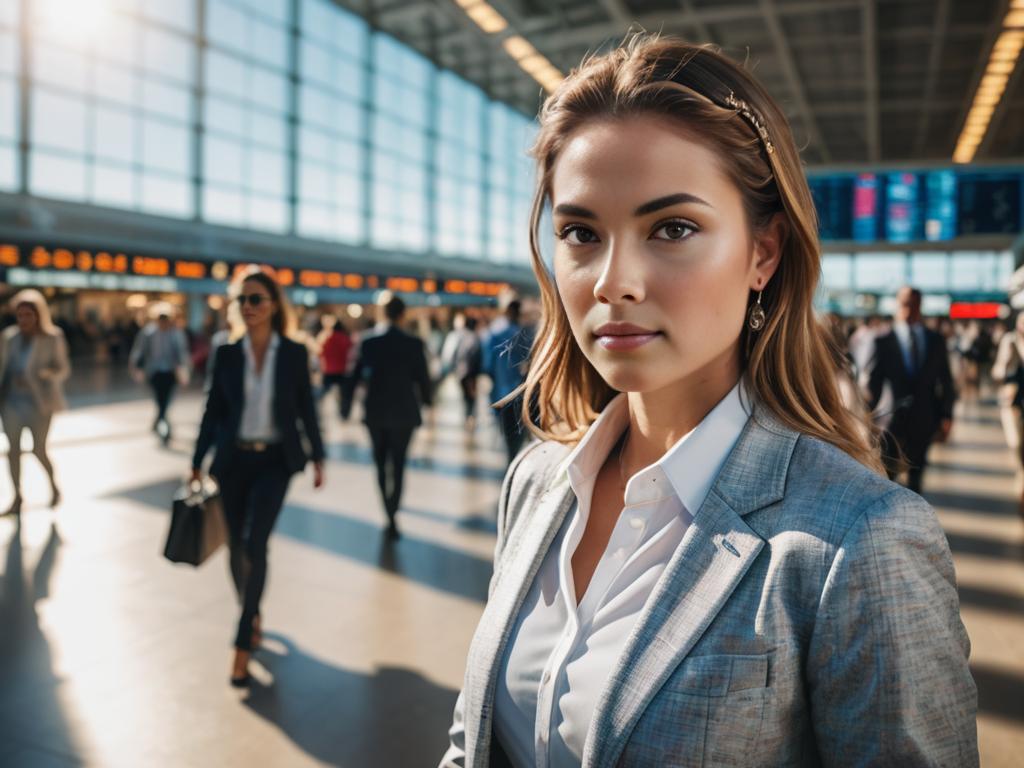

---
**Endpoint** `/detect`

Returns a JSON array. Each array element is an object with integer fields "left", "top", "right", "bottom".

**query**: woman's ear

[{"left": 750, "top": 213, "right": 786, "bottom": 290}]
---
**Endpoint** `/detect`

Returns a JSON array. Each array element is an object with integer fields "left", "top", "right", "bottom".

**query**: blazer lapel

[
  {"left": 272, "top": 339, "right": 286, "bottom": 422},
  {"left": 465, "top": 475, "right": 577, "bottom": 764},
  {"left": 583, "top": 408, "right": 798, "bottom": 768}
]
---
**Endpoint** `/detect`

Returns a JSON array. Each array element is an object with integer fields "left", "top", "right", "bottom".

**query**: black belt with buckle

[{"left": 236, "top": 439, "right": 278, "bottom": 452}]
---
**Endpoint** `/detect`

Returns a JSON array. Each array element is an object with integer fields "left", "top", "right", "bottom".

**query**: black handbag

[{"left": 163, "top": 478, "right": 226, "bottom": 566}]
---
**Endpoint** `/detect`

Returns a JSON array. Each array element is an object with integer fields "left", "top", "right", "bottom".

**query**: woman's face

[
  {"left": 238, "top": 279, "right": 276, "bottom": 332},
  {"left": 550, "top": 115, "right": 780, "bottom": 396},
  {"left": 15, "top": 304, "right": 39, "bottom": 335}
]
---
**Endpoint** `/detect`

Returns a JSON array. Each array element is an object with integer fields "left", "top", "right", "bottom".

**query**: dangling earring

[{"left": 748, "top": 290, "right": 766, "bottom": 331}]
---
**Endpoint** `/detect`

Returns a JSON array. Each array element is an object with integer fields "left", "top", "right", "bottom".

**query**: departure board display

[
  {"left": 808, "top": 167, "right": 1022, "bottom": 243},
  {"left": 958, "top": 174, "right": 1022, "bottom": 235},
  {"left": 808, "top": 177, "right": 853, "bottom": 240},
  {"left": 924, "top": 171, "right": 957, "bottom": 241},
  {"left": 885, "top": 172, "right": 922, "bottom": 243},
  {"left": 853, "top": 174, "right": 881, "bottom": 242}
]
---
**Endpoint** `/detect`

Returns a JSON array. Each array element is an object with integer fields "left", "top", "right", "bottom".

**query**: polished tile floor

[{"left": 0, "top": 375, "right": 1021, "bottom": 767}]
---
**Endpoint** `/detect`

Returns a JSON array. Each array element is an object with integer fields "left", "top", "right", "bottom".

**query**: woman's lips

[{"left": 593, "top": 323, "right": 662, "bottom": 350}]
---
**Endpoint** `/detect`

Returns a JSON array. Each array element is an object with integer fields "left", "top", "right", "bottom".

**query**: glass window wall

[
  {"left": 202, "top": 0, "right": 289, "bottom": 232},
  {"left": 0, "top": 4, "right": 18, "bottom": 191},
  {"left": 296, "top": 0, "right": 367, "bottom": 244},
  {"left": 369, "top": 33, "right": 430, "bottom": 252},
  {"left": 25, "top": 0, "right": 195, "bottom": 216},
  {"left": 12, "top": 0, "right": 541, "bottom": 267}
]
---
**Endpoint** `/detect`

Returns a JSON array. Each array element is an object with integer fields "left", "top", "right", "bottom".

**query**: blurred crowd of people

[{"left": 828, "top": 289, "right": 1022, "bottom": 513}]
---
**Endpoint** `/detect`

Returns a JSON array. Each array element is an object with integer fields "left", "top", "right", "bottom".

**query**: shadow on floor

[
  {"left": 926, "top": 462, "right": 1016, "bottom": 479},
  {"left": 958, "top": 583, "right": 1024, "bottom": 614},
  {"left": 277, "top": 503, "right": 492, "bottom": 604},
  {"left": 940, "top": 441, "right": 1010, "bottom": 454},
  {"left": 404, "top": 505, "right": 498, "bottom": 534},
  {"left": 0, "top": 520, "right": 80, "bottom": 766},
  {"left": 925, "top": 490, "right": 1021, "bottom": 518},
  {"left": 970, "top": 662, "right": 1024, "bottom": 722},
  {"left": 326, "top": 440, "right": 506, "bottom": 482},
  {"left": 107, "top": 479, "right": 495, "bottom": 602},
  {"left": 244, "top": 633, "right": 457, "bottom": 767},
  {"left": 944, "top": 530, "right": 1024, "bottom": 562}
]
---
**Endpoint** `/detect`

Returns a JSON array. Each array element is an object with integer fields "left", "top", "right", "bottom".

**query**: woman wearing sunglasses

[{"left": 191, "top": 265, "right": 325, "bottom": 686}]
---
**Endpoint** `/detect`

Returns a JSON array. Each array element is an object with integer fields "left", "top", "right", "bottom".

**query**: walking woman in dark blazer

[{"left": 191, "top": 265, "right": 325, "bottom": 686}]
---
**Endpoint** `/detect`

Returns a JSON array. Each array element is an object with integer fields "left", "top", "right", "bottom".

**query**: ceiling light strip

[
  {"left": 953, "top": 3, "right": 1024, "bottom": 163},
  {"left": 453, "top": 1, "right": 564, "bottom": 93}
]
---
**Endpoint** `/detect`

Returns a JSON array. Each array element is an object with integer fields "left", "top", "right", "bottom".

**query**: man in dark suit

[
  {"left": 866, "top": 286, "right": 956, "bottom": 493},
  {"left": 353, "top": 295, "right": 432, "bottom": 537}
]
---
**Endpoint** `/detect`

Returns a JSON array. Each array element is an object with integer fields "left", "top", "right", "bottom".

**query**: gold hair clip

[{"left": 725, "top": 92, "right": 774, "bottom": 155}]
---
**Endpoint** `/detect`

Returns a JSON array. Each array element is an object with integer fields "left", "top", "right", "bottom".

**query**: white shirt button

[
  {"left": 629, "top": 517, "right": 644, "bottom": 529},
  {"left": 613, "top": 547, "right": 626, "bottom": 559}
]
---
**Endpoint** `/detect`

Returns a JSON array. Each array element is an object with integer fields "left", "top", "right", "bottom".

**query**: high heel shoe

[
  {"left": 229, "top": 649, "right": 251, "bottom": 688},
  {"left": 2, "top": 496, "right": 21, "bottom": 517},
  {"left": 49, "top": 486, "right": 61, "bottom": 509}
]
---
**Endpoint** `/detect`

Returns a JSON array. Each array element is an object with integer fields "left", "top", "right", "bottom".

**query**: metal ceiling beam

[
  {"left": 678, "top": 0, "right": 714, "bottom": 44},
  {"left": 598, "top": 0, "right": 633, "bottom": 28},
  {"left": 523, "top": 0, "right": 861, "bottom": 50},
  {"left": 758, "top": 0, "right": 830, "bottom": 162},
  {"left": 862, "top": 0, "right": 880, "bottom": 161},
  {"left": 814, "top": 98, "right": 962, "bottom": 116},
  {"left": 911, "top": 0, "right": 950, "bottom": 156}
]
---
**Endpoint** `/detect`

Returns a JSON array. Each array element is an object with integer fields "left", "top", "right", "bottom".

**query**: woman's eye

[
  {"left": 652, "top": 221, "right": 696, "bottom": 241},
  {"left": 557, "top": 225, "right": 599, "bottom": 245}
]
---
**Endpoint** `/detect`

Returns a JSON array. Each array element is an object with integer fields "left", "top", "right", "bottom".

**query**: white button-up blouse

[
  {"left": 239, "top": 332, "right": 282, "bottom": 443},
  {"left": 493, "top": 383, "right": 751, "bottom": 768}
]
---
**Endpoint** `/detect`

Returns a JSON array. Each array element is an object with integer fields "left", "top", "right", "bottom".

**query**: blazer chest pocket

[
  {"left": 623, "top": 654, "right": 769, "bottom": 768},
  {"left": 673, "top": 653, "right": 768, "bottom": 697}
]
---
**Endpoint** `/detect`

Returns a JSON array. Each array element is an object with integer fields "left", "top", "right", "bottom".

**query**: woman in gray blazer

[
  {"left": 443, "top": 37, "right": 977, "bottom": 767},
  {"left": 0, "top": 289, "right": 70, "bottom": 516}
]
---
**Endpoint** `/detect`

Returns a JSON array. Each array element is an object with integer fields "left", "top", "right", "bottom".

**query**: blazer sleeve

[
  {"left": 864, "top": 335, "right": 887, "bottom": 412},
  {"left": 440, "top": 442, "right": 544, "bottom": 768},
  {"left": 295, "top": 344, "right": 325, "bottom": 463},
  {"left": 414, "top": 338, "right": 433, "bottom": 407},
  {"left": 935, "top": 335, "right": 956, "bottom": 420},
  {"left": 41, "top": 332, "right": 71, "bottom": 383},
  {"left": 192, "top": 345, "right": 228, "bottom": 470},
  {"left": 129, "top": 328, "right": 147, "bottom": 371},
  {"left": 806, "top": 488, "right": 978, "bottom": 766}
]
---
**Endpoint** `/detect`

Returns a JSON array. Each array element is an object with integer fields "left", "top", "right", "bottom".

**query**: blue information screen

[
  {"left": 885, "top": 172, "right": 922, "bottom": 243},
  {"left": 924, "top": 171, "right": 957, "bottom": 241},
  {"left": 958, "top": 174, "right": 1022, "bottom": 235},
  {"left": 809, "top": 177, "right": 853, "bottom": 240},
  {"left": 853, "top": 174, "right": 881, "bottom": 242},
  {"left": 808, "top": 167, "right": 1021, "bottom": 243}
]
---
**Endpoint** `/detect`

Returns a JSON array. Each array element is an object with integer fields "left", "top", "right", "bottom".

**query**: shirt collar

[
  {"left": 243, "top": 332, "right": 280, "bottom": 358},
  {"left": 560, "top": 381, "right": 751, "bottom": 517}
]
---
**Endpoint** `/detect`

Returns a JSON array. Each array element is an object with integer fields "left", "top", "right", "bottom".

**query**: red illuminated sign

[{"left": 949, "top": 302, "right": 1004, "bottom": 320}]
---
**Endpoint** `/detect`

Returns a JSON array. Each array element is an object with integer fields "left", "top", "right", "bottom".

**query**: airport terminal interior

[{"left": 0, "top": 0, "right": 1023, "bottom": 765}]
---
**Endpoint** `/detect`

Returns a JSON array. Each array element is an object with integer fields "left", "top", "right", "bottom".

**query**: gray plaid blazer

[{"left": 442, "top": 405, "right": 978, "bottom": 767}]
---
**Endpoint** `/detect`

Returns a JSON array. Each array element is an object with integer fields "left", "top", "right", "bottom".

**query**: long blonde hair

[
  {"left": 519, "top": 35, "right": 883, "bottom": 473},
  {"left": 11, "top": 289, "right": 60, "bottom": 336}
]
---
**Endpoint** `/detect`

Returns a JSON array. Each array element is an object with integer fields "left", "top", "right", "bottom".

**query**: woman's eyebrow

[
  {"left": 552, "top": 203, "right": 597, "bottom": 219},
  {"left": 634, "top": 193, "right": 712, "bottom": 216}
]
